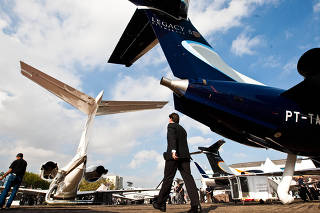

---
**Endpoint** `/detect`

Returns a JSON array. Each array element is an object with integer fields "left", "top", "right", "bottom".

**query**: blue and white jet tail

[
  {"left": 109, "top": 0, "right": 262, "bottom": 85},
  {"left": 197, "top": 140, "right": 234, "bottom": 176},
  {"left": 194, "top": 161, "right": 210, "bottom": 179}
]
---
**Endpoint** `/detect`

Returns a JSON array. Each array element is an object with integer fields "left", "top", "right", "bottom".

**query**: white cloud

[
  {"left": 88, "top": 75, "right": 173, "bottom": 158},
  {"left": 261, "top": 56, "right": 281, "bottom": 68},
  {"left": 127, "top": 150, "right": 165, "bottom": 187},
  {"left": 112, "top": 76, "right": 171, "bottom": 101},
  {"left": 231, "top": 32, "right": 264, "bottom": 56},
  {"left": 314, "top": 1, "right": 320, "bottom": 13},
  {"left": 0, "top": 90, "right": 9, "bottom": 109},
  {"left": 0, "top": 0, "right": 137, "bottom": 172},
  {"left": 188, "top": 136, "right": 213, "bottom": 145},
  {"left": 233, "top": 152, "right": 248, "bottom": 159},
  {"left": 8, "top": 0, "right": 136, "bottom": 68},
  {"left": 281, "top": 59, "right": 297, "bottom": 76},
  {"left": 129, "top": 150, "right": 164, "bottom": 170},
  {"left": 135, "top": 46, "right": 167, "bottom": 69},
  {"left": 189, "top": 0, "right": 279, "bottom": 35},
  {"left": 181, "top": 115, "right": 212, "bottom": 135},
  {"left": 0, "top": 145, "right": 70, "bottom": 172},
  {"left": 285, "top": 30, "right": 293, "bottom": 39}
]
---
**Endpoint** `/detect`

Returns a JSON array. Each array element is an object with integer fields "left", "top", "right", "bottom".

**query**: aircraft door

[
  {"left": 229, "top": 177, "right": 240, "bottom": 199},
  {"left": 239, "top": 177, "right": 249, "bottom": 198}
]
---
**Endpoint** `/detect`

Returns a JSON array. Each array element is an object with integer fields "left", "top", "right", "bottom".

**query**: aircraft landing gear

[
  {"left": 277, "top": 153, "right": 296, "bottom": 204},
  {"left": 45, "top": 184, "right": 58, "bottom": 204}
]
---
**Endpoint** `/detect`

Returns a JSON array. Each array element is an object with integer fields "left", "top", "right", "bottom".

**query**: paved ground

[{"left": 4, "top": 201, "right": 320, "bottom": 213}]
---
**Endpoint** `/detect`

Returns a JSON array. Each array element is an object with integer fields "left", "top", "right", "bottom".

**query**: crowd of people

[
  {"left": 297, "top": 176, "right": 320, "bottom": 201},
  {"left": 168, "top": 181, "right": 188, "bottom": 204}
]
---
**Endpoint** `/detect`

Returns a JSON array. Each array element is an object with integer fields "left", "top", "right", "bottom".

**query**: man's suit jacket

[{"left": 166, "top": 122, "right": 191, "bottom": 160}]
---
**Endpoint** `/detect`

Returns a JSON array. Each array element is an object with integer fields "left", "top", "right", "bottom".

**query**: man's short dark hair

[
  {"left": 16, "top": 153, "right": 23, "bottom": 158},
  {"left": 169, "top": 113, "right": 180, "bottom": 123}
]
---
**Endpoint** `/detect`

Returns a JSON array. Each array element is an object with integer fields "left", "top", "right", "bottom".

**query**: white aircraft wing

[
  {"left": 96, "top": 101, "right": 167, "bottom": 115},
  {"left": 112, "top": 193, "right": 145, "bottom": 201},
  {"left": 209, "top": 168, "right": 320, "bottom": 178},
  {"left": 77, "top": 188, "right": 159, "bottom": 195},
  {"left": 20, "top": 61, "right": 168, "bottom": 116},
  {"left": 257, "top": 168, "right": 320, "bottom": 176},
  {"left": 0, "top": 186, "right": 48, "bottom": 195}
]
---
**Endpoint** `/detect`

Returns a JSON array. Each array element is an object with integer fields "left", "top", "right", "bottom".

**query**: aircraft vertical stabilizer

[
  {"left": 20, "top": 61, "right": 167, "bottom": 201},
  {"left": 198, "top": 140, "right": 234, "bottom": 176},
  {"left": 194, "top": 161, "right": 210, "bottom": 179},
  {"left": 109, "top": 1, "right": 262, "bottom": 85}
]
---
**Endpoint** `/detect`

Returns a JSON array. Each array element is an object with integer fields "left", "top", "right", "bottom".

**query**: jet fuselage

[{"left": 174, "top": 80, "right": 320, "bottom": 156}]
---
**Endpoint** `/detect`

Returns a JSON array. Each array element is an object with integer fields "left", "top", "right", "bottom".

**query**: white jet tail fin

[
  {"left": 97, "top": 101, "right": 167, "bottom": 115},
  {"left": 76, "top": 91, "right": 103, "bottom": 157}
]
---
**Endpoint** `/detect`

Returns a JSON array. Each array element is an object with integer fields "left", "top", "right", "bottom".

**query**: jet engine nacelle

[
  {"left": 297, "top": 48, "right": 320, "bottom": 78},
  {"left": 84, "top": 165, "right": 108, "bottom": 182},
  {"left": 129, "top": 0, "right": 190, "bottom": 19},
  {"left": 40, "top": 161, "right": 58, "bottom": 180}
]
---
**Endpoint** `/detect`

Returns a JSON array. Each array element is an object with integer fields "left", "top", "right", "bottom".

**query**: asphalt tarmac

[{"left": 3, "top": 201, "right": 320, "bottom": 213}]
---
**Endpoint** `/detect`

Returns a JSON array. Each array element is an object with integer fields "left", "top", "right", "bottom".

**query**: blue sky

[{"left": 0, "top": 0, "right": 320, "bottom": 188}]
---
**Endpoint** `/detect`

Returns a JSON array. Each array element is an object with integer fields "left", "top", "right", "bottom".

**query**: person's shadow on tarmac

[{"left": 177, "top": 205, "right": 218, "bottom": 213}]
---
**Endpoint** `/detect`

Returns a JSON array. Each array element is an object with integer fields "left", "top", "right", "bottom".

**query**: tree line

[{"left": 1, "top": 171, "right": 114, "bottom": 191}]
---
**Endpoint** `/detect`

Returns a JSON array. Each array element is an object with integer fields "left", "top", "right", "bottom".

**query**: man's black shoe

[
  {"left": 187, "top": 205, "right": 202, "bottom": 213},
  {"left": 152, "top": 201, "right": 166, "bottom": 212}
]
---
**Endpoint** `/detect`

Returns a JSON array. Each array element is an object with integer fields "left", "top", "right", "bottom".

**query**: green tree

[
  {"left": 22, "top": 172, "right": 50, "bottom": 189},
  {"left": 79, "top": 178, "right": 115, "bottom": 191},
  {"left": 0, "top": 172, "right": 4, "bottom": 186}
]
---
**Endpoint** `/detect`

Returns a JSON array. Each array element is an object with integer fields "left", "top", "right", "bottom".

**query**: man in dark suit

[{"left": 153, "top": 113, "right": 201, "bottom": 213}]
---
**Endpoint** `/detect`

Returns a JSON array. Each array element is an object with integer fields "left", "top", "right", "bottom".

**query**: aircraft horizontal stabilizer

[
  {"left": 97, "top": 101, "right": 167, "bottom": 115},
  {"left": 108, "top": 9, "right": 158, "bottom": 67},
  {"left": 281, "top": 74, "right": 320, "bottom": 111},
  {"left": 198, "top": 139, "right": 225, "bottom": 154},
  {"left": 20, "top": 61, "right": 96, "bottom": 115},
  {"left": 20, "top": 61, "right": 168, "bottom": 115}
]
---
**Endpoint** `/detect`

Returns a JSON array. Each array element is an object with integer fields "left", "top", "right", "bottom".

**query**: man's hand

[
  {"left": 0, "top": 176, "right": 4, "bottom": 181},
  {"left": 172, "top": 152, "right": 178, "bottom": 160}
]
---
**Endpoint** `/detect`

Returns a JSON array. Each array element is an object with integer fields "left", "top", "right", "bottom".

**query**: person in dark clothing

[
  {"left": 153, "top": 113, "right": 201, "bottom": 213},
  {"left": 298, "top": 176, "right": 310, "bottom": 202},
  {"left": 0, "top": 153, "right": 27, "bottom": 209}
]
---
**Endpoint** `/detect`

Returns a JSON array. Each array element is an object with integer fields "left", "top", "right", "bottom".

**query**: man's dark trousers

[{"left": 157, "top": 159, "right": 199, "bottom": 206}]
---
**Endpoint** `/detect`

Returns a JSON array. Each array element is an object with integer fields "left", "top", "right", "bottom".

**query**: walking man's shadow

[{"left": 177, "top": 205, "right": 217, "bottom": 213}]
